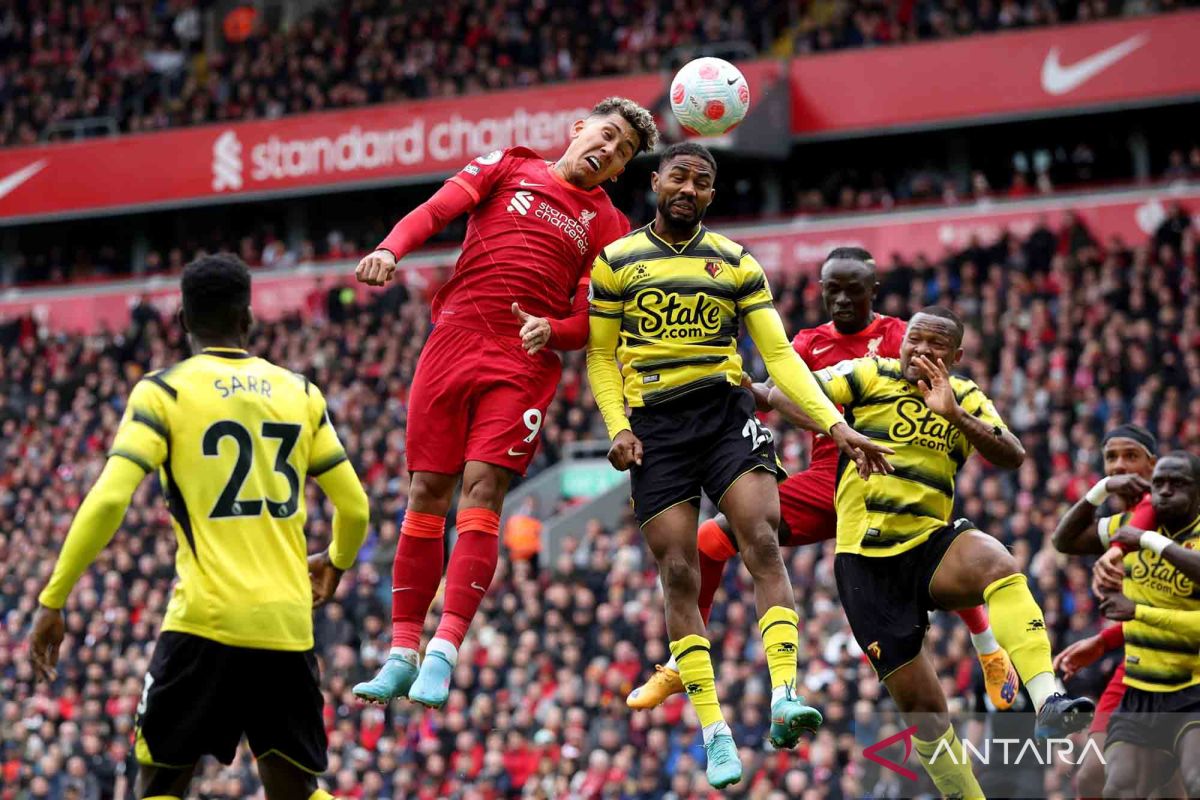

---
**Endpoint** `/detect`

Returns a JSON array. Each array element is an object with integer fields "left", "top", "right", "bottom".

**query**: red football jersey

[
  {"left": 434, "top": 146, "right": 629, "bottom": 338},
  {"left": 791, "top": 314, "right": 908, "bottom": 467}
]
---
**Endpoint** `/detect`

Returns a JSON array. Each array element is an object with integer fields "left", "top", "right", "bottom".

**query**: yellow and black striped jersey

[
  {"left": 588, "top": 224, "right": 775, "bottom": 408},
  {"left": 104, "top": 347, "right": 350, "bottom": 650},
  {"left": 815, "top": 356, "right": 1006, "bottom": 557},
  {"left": 1101, "top": 511, "right": 1200, "bottom": 692}
]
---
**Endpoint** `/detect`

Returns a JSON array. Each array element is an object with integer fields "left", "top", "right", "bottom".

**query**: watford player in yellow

[
  {"left": 1058, "top": 452, "right": 1200, "bottom": 798},
  {"left": 27, "top": 255, "right": 369, "bottom": 800},
  {"left": 586, "top": 142, "right": 893, "bottom": 789},
  {"left": 806, "top": 308, "right": 1094, "bottom": 799}
]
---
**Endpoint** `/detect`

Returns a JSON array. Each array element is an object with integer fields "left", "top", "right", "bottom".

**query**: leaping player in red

[
  {"left": 353, "top": 98, "right": 658, "bottom": 708},
  {"left": 626, "top": 247, "right": 1020, "bottom": 711}
]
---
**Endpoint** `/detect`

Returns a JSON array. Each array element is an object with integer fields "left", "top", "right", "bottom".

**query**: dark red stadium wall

[
  {"left": 2, "top": 11, "right": 1199, "bottom": 225},
  {"left": 3, "top": 184, "right": 1195, "bottom": 334},
  {"left": 789, "top": 10, "right": 1200, "bottom": 137}
]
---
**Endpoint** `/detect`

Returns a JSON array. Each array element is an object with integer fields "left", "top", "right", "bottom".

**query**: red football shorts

[
  {"left": 1090, "top": 660, "right": 1127, "bottom": 735},
  {"left": 777, "top": 458, "right": 839, "bottom": 547},
  {"left": 406, "top": 324, "right": 561, "bottom": 476}
]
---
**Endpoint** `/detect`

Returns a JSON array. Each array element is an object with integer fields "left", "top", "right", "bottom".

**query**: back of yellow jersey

[{"left": 108, "top": 347, "right": 349, "bottom": 651}]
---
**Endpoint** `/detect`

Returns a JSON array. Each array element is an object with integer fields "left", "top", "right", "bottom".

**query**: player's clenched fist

[
  {"left": 356, "top": 249, "right": 398, "bottom": 286},
  {"left": 608, "top": 430, "right": 644, "bottom": 471}
]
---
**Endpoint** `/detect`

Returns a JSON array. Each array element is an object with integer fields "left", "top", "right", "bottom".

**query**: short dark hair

[
  {"left": 181, "top": 254, "right": 251, "bottom": 337},
  {"left": 914, "top": 305, "right": 964, "bottom": 347},
  {"left": 1160, "top": 451, "right": 1200, "bottom": 483},
  {"left": 659, "top": 142, "right": 717, "bottom": 174},
  {"left": 590, "top": 97, "right": 659, "bottom": 154},
  {"left": 825, "top": 247, "right": 875, "bottom": 266}
]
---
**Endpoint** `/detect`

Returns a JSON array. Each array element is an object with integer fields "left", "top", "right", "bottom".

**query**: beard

[{"left": 657, "top": 197, "right": 703, "bottom": 229}]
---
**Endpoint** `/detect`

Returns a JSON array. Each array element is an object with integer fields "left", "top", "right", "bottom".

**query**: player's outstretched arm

[
  {"left": 765, "top": 384, "right": 825, "bottom": 433},
  {"left": 1101, "top": 592, "right": 1200, "bottom": 642},
  {"left": 585, "top": 312, "right": 632, "bottom": 442},
  {"left": 1051, "top": 498, "right": 1109, "bottom": 555},
  {"left": 32, "top": 456, "right": 147, "bottom": 681},
  {"left": 1112, "top": 524, "right": 1200, "bottom": 584},
  {"left": 310, "top": 460, "right": 369, "bottom": 607},
  {"left": 744, "top": 307, "right": 893, "bottom": 478},
  {"left": 356, "top": 181, "right": 476, "bottom": 286}
]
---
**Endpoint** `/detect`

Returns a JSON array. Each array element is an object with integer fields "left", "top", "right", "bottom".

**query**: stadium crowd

[
  {"left": 1, "top": 0, "right": 1190, "bottom": 146},
  {"left": 1, "top": 205, "right": 1196, "bottom": 798}
]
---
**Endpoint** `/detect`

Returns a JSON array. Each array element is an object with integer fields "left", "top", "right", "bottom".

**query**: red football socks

[
  {"left": 955, "top": 605, "right": 990, "bottom": 635},
  {"left": 434, "top": 507, "right": 500, "bottom": 649},
  {"left": 696, "top": 519, "right": 736, "bottom": 626},
  {"left": 390, "top": 510, "right": 446, "bottom": 650}
]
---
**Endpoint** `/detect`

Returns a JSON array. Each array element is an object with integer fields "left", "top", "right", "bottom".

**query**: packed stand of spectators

[
  {"left": 3, "top": 0, "right": 1193, "bottom": 146},
  {"left": 2, "top": 208, "right": 1198, "bottom": 798}
]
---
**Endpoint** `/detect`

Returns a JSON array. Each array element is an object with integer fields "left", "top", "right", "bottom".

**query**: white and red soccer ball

[{"left": 669, "top": 57, "right": 750, "bottom": 137}]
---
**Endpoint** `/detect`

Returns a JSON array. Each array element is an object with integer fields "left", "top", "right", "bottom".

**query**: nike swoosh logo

[
  {"left": 726, "top": 78, "right": 738, "bottom": 85},
  {"left": 470, "top": 582, "right": 487, "bottom": 593},
  {"left": 0, "top": 159, "right": 47, "bottom": 201},
  {"left": 507, "top": 448, "right": 528, "bottom": 456},
  {"left": 519, "top": 179, "right": 544, "bottom": 187},
  {"left": 392, "top": 587, "right": 410, "bottom": 593},
  {"left": 812, "top": 344, "right": 834, "bottom": 355},
  {"left": 1041, "top": 33, "right": 1148, "bottom": 96}
]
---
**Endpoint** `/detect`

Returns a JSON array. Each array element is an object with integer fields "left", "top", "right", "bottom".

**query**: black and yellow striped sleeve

[
  {"left": 734, "top": 252, "right": 774, "bottom": 315},
  {"left": 107, "top": 378, "right": 170, "bottom": 473},
  {"left": 587, "top": 253, "right": 624, "bottom": 318},
  {"left": 307, "top": 383, "right": 348, "bottom": 477},
  {"left": 814, "top": 358, "right": 876, "bottom": 406}
]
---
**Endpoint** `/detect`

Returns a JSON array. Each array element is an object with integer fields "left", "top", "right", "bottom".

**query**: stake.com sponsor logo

[{"left": 863, "top": 725, "right": 1106, "bottom": 780}]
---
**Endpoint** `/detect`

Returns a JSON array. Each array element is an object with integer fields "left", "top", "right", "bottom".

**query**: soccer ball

[{"left": 669, "top": 57, "right": 751, "bottom": 137}]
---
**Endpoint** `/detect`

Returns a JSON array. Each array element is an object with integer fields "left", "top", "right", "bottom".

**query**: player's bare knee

[
  {"left": 1103, "top": 761, "right": 1139, "bottom": 798},
  {"left": 408, "top": 473, "right": 456, "bottom": 515},
  {"left": 460, "top": 465, "right": 510, "bottom": 511},
  {"left": 660, "top": 553, "right": 699, "bottom": 599},
  {"left": 738, "top": 531, "right": 784, "bottom": 577}
]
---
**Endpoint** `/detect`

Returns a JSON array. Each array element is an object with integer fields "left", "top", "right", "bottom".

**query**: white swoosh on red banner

[
  {"left": 0, "top": 159, "right": 48, "bottom": 202},
  {"left": 1040, "top": 34, "right": 1149, "bottom": 96}
]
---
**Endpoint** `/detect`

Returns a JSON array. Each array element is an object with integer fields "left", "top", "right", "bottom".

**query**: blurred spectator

[{"left": 2, "top": 212, "right": 1197, "bottom": 797}]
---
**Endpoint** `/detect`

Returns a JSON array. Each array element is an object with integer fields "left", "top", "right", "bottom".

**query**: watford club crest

[
  {"left": 867, "top": 641, "right": 882, "bottom": 661},
  {"left": 705, "top": 260, "right": 722, "bottom": 278}
]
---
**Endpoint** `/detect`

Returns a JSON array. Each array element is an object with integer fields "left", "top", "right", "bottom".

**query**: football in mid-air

[{"left": 669, "top": 57, "right": 750, "bottom": 137}]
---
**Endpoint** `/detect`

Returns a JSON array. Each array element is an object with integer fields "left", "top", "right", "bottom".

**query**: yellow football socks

[
  {"left": 670, "top": 633, "right": 726, "bottom": 729},
  {"left": 983, "top": 573, "right": 1055, "bottom": 705},
  {"left": 758, "top": 605, "right": 800, "bottom": 691},
  {"left": 309, "top": 791, "right": 336, "bottom": 800},
  {"left": 914, "top": 725, "right": 986, "bottom": 799}
]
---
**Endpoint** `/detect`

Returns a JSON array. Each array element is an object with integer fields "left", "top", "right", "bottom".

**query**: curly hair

[
  {"left": 181, "top": 253, "right": 252, "bottom": 337},
  {"left": 590, "top": 97, "right": 659, "bottom": 154}
]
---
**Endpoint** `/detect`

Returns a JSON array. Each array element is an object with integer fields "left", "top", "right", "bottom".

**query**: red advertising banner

[
  {"left": 3, "top": 185, "right": 1194, "bottom": 334},
  {"left": 791, "top": 11, "right": 1200, "bottom": 135},
  {"left": 731, "top": 185, "right": 1200, "bottom": 274},
  {"left": 0, "top": 62, "right": 780, "bottom": 224}
]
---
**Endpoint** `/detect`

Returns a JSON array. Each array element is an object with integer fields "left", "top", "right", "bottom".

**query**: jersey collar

[
  {"left": 201, "top": 347, "right": 252, "bottom": 360},
  {"left": 646, "top": 223, "right": 706, "bottom": 256}
]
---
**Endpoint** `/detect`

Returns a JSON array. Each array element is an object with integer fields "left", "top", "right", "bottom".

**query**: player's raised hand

[
  {"left": 1105, "top": 474, "right": 1152, "bottom": 504},
  {"left": 1092, "top": 545, "right": 1127, "bottom": 596},
  {"left": 913, "top": 355, "right": 958, "bottom": 419},
  {"left": 1052, "top": 633, "right": 1105, "bottom": 680},
  {"left": 608, "top": 429, "right": 644, "bottom": 471},
  {"left": 308, "top": 551, "right": 345, "bottom": 608},
  {"left": 355, "top": 249, "right": 398, "bottom": 287},
  {"left": 512, "top": 302, "right": 552, "bottom": 355},
  {"left": 829, "top": 422, "right": 894, "bottom": 479},
  {"left": 29, "top": 605, "right": 65, "bottom": 683}
]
